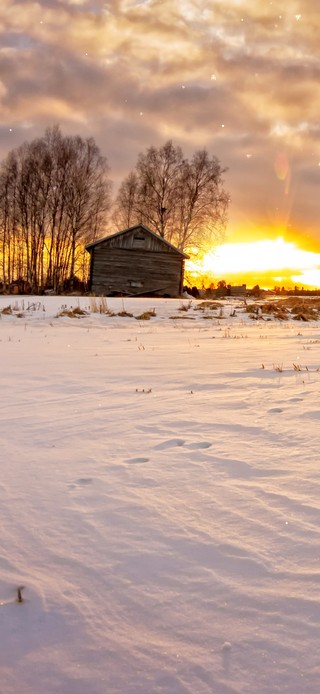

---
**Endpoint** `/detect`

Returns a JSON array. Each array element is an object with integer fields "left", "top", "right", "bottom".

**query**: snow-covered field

[{"left": 1, "top": 295, "right": 319, "bottom": 694}]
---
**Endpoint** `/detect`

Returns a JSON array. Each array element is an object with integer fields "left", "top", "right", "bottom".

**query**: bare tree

[
  {"left": 0, "top": 151, "right": 20, "bottom": 288},
  {"left": 113, "top": 141, "right": 184, "bottom": 239},
  {"left": 16, "top": 137, "right": 56, "bottom": 291},
  {"left": 174, "top": 149, "right": 229, "bottom": 254},
  {"left": 0, "top": 126, "right": 112, "bottom": 292},
  {"left": 112, "top": 171, "right": 140, "bottom": 230},
  {"left": 63, "top": 134, "right": 111, "bottom": 286},
  {"left": 112, "top": 141, "right": 229, "bottom": 254},
  {"left": 135, "top": 141, "right": 184, "bottom": 238}
]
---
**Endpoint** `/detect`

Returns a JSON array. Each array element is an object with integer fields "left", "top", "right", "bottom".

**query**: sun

[{"left": 186, "top": 237, "right": 320, "bottom": 289}]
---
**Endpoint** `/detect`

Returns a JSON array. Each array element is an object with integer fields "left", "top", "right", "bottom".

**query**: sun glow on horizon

[
  {"left": 291, "top": 269, "right": 320, "bottom": 287},
  {"left": 187, "top": 238, "right": 320, "bottom": 288}
]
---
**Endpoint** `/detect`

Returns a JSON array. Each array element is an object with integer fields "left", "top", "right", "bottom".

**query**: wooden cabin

[
  {"left": 229, "top": 284, "right": 247, "bottom": 297},
  {"left": 86, "top": 224, "right": 189, "bottom": 297}
]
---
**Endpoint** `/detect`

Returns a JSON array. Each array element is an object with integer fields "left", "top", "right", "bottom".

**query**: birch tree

[
  {"left": 113, "top": 141, "right": 229, "bottom": 254},
  {"left": 0, "top": 126, "right": 112, "bottom": 291}
]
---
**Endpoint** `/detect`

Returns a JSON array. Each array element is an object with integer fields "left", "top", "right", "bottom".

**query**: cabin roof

[{"left": 85, "top": 224, "right": 189, "bottom": 259}]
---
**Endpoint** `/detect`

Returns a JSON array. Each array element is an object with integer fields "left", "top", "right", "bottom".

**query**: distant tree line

[{"left": 0, "top": 127, "right": 229, "bottom": 293}]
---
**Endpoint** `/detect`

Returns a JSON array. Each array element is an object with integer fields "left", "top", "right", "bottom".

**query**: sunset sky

[{"left": 1, "top": 0, "right": 320, "bottom": 286}]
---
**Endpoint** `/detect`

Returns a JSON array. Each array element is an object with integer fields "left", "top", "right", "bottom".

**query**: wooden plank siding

[
  {"left": 86, "top": 224, "right": 188, "bottom": 297},
  {"left": 91, "top": 248, "right": 184, "bottom": 296}
]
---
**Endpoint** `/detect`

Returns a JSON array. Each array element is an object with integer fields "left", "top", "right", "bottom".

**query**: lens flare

[{"left": 274, "top": 152, "right": 289, "bottom": 181}]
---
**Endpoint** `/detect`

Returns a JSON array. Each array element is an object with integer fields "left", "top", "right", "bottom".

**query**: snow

[{"left": 0, "top": 295, "right": 319, "bottom": 693}]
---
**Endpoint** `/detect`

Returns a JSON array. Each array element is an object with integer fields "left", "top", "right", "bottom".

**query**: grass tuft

[
  {"left": 178, "top": 300, "right": 192, "bottom": 311},
  {"left": 89, "top": 297, "right": 115, "bottom": 315},
  {"left": 135, "top": 309, "right": 156, "bottom": 320},
  {"left": 57, "top": 306, "right": 88, "bottom": 318},
  {"left": 1, "top": 305, "right": 12, "bottom": 315}
]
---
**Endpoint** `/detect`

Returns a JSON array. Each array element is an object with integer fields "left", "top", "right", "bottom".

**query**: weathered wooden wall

[{"left": 90, "top": 246, "right": 184, "bottom": 296}]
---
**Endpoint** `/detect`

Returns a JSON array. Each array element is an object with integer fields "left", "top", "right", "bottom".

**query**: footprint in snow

[
  {"left": 68, "top": 478, "right": 93, "bottom": 490},
  {"left": 187, "top": 441, "right": 212, "bottom": 449},
  {"left": 268, "top": 407, "right": 283, "bottom": 414},
  {"left": 127, "top": 457, "right": 149, "bottom": 464},
  {"left": 154, "top": 439, "right": 185, "bottom": 450}
]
